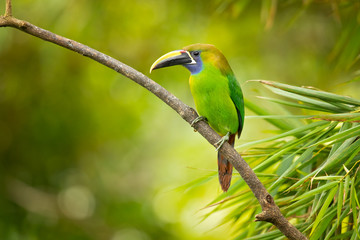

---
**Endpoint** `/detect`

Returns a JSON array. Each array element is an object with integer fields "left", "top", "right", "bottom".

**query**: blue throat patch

[{"left": 184, "top": 57, "right": 203, "bottom": 75}]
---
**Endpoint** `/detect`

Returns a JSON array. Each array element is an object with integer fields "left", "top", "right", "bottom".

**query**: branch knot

[{"left": 266, "top": 194, "right": 274, "bottom": 204}]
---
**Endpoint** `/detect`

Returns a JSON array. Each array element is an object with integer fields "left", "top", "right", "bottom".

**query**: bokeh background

[{"left": 1, "top": 0, "right": 359, "bottom": 239}]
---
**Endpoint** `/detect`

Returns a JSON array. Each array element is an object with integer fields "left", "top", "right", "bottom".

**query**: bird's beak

[{"left": 150, "top": 50, "right": 196, "bottom": 73}]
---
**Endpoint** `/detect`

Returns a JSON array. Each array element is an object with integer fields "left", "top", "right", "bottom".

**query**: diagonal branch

[{"left": 0, "top": 2, "right": 307, "bottom": 239}]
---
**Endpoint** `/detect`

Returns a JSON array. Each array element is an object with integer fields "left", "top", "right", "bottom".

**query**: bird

[{"left": 150, "top": 43, "right": 244, "bottom": 192}]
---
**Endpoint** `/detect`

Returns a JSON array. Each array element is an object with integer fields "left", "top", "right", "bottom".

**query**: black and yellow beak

[{"left": 150, "top": 50, "right": 196, "bottom": 73}]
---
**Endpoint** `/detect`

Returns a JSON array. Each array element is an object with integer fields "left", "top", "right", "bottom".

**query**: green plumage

[
  {"left": 189, "top": 64, "right": 238, "bottom": 136},
  {"left": 184, "top": 44, "right": 244, "bottom": 138}
]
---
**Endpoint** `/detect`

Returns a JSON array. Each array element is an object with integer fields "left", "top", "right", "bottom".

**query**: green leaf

[
  {"left": 329, "top": 122, "right": 353, "bottom": 157},
  {"left": 337, "top": 180, "right": 344, "bottom": 226},
  {"left": 258, "top": 96, "right": 334, "bottom": 112},
  {"left": 285, "top": 195, "right": 313, "bottom": 211},
  {"left": 317, "top": 137, "right": 360, "bottom": 174},
  {"left": 244, "top": 132, "right": 328, "bottom": 177},
  {"left": 327, "top": 138, "right": 360, "bottom": 169},
  {"left": 310, "top": 185, "right": 338, "bottom": 235},
  {"left": 243, "top": 229, "right": 284, "bottom": 240},
  {"left": 351, "top": 178, "right": 360, "bottom": 238},
  {"left": 310, "top": 113, "right": 360, "bottom": 123},
  {"left": 265, "top": 87, "right": 348, "bottom": 113},
  {"left": 236, "top": 121, "right": 328, "bottom": 150},
  {"left": 246, "top": 115, "right": 313, "bottom": 119},
  {"left": 253, "top": 143, "right": 298, "bottom": 172},
  {"left": 259, "top": 80, "right": 360, "bottom": 106},
  {"left": 286, "top": 200, "right": 313, "bottom": 217},
  {"left": 330, "top": 231, "right": 354, "bottom": 240},
  {"left": 245, "top": 99, "right": 297, "bottom": 130},
  {"left": 293, "top": 181, "right": 339, "bottom": 201},
  {"left": 287, "top": 171, "right": 316, "bottom": 192},
  {"left": 174, "top": 173, "right": 216, "bottom": 192},
  {"left": 309, "top": 211, "right": 337, "bottom": 240},
  {"left": 308, "top": 188, "right": 328, "bottom": 220},
  {"left": 324, "top": 206, "right": 351, "bottom": 240},
  {"left": 342, "top": 140, "right": 360, "bottom": 170},
  {"left": 269, "top": 146, "right": 316, "bottom": 191},
  {"left": 344, "top": 175, "right": 351, "bottom": 204},
  {"left": 309, "top": 124, "right": 360, "bottom": 147},
  {"left": 312, "top": 176, "right": 342, "bottom": 181}
]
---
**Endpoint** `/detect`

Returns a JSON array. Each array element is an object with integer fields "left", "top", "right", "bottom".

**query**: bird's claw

[
  {"left": 191, "top": 116, "right": 208, "bottom": 127},
  {"left": 215, "top": 132, "right": 230, "bottom": 151}
]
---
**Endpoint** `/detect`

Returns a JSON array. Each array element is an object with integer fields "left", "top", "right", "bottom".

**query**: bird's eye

[{"left": 192, "top": 51, "right": 200, "bottom": 56}]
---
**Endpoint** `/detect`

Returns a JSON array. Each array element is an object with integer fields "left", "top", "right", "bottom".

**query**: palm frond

[{"left": 200, "top": 81, "right": 360, "bottom": 239}]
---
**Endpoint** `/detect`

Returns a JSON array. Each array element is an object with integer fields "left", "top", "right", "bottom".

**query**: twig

[
  {"left": 0, "top": 2, "right": 307, "bottom": 239},
  {"left": 5, "top": 0, "right": 11, "bottom": 16}
]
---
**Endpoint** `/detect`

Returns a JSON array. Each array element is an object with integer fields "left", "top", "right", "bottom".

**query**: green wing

[{"left": 228, "top": 74, "right": 245, "bottom": 138}]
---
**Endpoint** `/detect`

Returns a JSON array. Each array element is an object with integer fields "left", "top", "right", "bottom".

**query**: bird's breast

[{"left": 189, "top": 71, "right": 239, "bottom": 136}]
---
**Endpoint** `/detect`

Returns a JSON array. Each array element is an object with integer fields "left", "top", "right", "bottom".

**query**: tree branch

[{"left": 0, "top": 2, "right": 307, "bottom": 239}]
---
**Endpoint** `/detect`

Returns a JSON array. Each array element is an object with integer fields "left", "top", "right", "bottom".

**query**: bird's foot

[
  {"left": 215, "top": 132, "right": 230, "bottom": 151},
  {"left": 191, "top": 116, "right": 208, "bottom": 127}
]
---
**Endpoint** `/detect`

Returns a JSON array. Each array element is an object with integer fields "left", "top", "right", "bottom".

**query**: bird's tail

[{"left": 217, "top": 133, "right": 235, "bottom": 192}]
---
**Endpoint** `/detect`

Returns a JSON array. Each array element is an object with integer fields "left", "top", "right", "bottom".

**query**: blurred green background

[{"left": 1, "top": 0, "right": 359, "bottom": 239}]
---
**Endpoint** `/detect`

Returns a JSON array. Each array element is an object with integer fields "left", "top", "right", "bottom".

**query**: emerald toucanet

[{"left": 150, "top": 43, "right": 244, "bottom": 192}]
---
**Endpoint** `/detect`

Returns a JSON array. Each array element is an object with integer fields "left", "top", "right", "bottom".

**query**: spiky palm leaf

[{"left": 201, "top": 81, "right": 360, "bottom": 239}]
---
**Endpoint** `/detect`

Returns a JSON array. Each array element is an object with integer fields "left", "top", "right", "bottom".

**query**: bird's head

[{"left": 150, "top": 43, "right": 231, "bottom": 75}]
